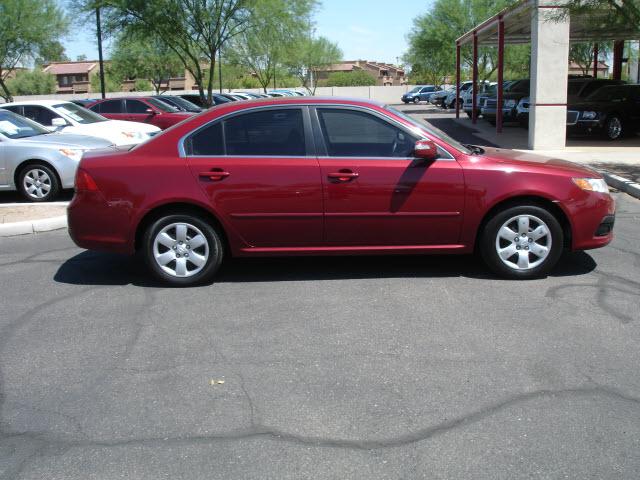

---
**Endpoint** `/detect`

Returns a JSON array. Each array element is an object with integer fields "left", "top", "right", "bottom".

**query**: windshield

[
  {"left": 53, "top": 102, "right": 107, "bottom": 124},
  {"left": 408, "top": 87, "right": 421, "bottom": 93},
  {"left": 165, "top": 96, "right": 202, "bottom": 112},
  {"left": 0, "top": 110, "right": 49, "bottom": 139},
  {"left": 147, "top": 98, "right": 180, "bottom": 112},
  {"left": 385, "top": 105, "right": 472, "bottom": 155}
]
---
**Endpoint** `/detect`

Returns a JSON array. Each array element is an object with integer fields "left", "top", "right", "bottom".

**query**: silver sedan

[{"left": 0, "top": 109, "right": 113, "bottom": 201}]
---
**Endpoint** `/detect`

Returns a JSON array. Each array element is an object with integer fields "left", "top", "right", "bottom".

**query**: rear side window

[
  {"left": 225, "top": 109, "right": 305, "bottom": 156},
  {"left": 185, "top": 108, "right": 305, "bottom": 156},
  {"left": 187, "top": 122, "right": 224, "bottom": 156},
  {"left": 95, "top": 100, "right": 123, "bottom": 113}
]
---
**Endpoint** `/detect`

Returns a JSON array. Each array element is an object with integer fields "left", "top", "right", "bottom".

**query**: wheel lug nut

[
  {"left": 514, "top": 237, "right": 519, "bottom": 242},
  {"left": 186, "top": 245, "right": 190, "bottom": 249},
  {"left": 528, "top": 238, "right": 533, "bottom": 242},
  {"left": 172, "top": 245, "right": 177, "bottom": 250},
  {"left": 176, "top": 254, "right": 181, "bottom": 258},
  {"left": 185, "top": 253, "right": 189, "bottom": 257},
  {"left": 516, "top": 246, "right": 521, "bottom": 250},
  {"left": 525, "top": 246, "right": 529, "bottom": 250}
]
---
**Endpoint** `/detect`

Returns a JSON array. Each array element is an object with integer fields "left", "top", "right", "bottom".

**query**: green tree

[
  {"left": 286, "top": 36, "right": 342, "bottom": 94},
  {"left": 0, "top": 0, "right": 68, "bottom": 101},
  {"left": 90, "top": 67, "right": 121, "bottom": 92},
  {"left": 95, "top": 0, "right": 256, "bottom": 106},
  {"left": 228, "top": 0, "right": 317, "bottom": 93},
  {"left": 326, "top": 70, "right": 376, "bottom": 87},
  {"left": 559, "top": 0, "right": 640, "bottom": 34},
  {"left": 5, "top": 69, "right": 57, "bottom": 96},
  {"left": 110, "top": 31, "right": 184, "bottom": 94},
  {"left": 569, "top": 42, "right": 611, "bottom": 76},
  {"left": 404, "top": 0, "right": 530, "bottom": 84}
]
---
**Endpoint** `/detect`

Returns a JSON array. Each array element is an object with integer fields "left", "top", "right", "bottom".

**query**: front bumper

[{"left": 570, "top": 193, "right": 616, "bottom": 251}]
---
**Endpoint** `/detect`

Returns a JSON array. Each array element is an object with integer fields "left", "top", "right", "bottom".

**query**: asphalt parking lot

[{"left": 1, "top": 191, "right": 639, "bottom": 479}]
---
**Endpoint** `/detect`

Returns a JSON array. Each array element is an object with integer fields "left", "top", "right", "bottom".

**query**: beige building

[
  {"left": 42, "top": 61, "right": 103, "bottom": 94},
  {"left": 568, "top": 60, "right": 609, "bottom": 77},
  {"left": 316, "top": 60, "right": 407, "bottom": 86}
]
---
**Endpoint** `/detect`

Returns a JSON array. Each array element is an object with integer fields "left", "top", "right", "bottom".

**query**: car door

[
  {"left": 91, "top": 99, "right": 126, "bottom": 121},
  {"left": 184, "top": 106, "right": 323, "bottom": 248},
  {"left": 313, "top": 106, "right": 465, "bottom": 246},
  {"left": 124, "top": 99, "right": 157, "bottom": 124},
  {"left": 419, "top": 87, "right": 434, "bottom": 101}
]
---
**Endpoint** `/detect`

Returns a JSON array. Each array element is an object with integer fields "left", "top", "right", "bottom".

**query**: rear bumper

[{"left": 67, "top": 191, "right": 136, "bottom": 254}]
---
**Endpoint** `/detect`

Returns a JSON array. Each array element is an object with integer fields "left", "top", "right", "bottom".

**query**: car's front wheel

[
  {"left": 413, "top": 97, "right": 420, "bottom": 104},
  {"left": 480, "top": 205, "right": 564, "bottom": 279},
  {"left": 143, "top": 214, "right": 224, "bottom": 286},
  {"left": 605, "top": 115, "right": 623, "bottom": 140},
  {"left": 17, "top": 163, "right": 60, "bottom": 202}
]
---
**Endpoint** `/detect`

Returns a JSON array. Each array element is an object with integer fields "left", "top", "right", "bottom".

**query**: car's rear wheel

[
  {"left": 17, "top": 163, "right": 60, "bottom": 202},
  {"left": 605, "top": 115, "right": 623, "bottom": 140},
  {"left": 480, "top": 205, "right": 563, "bottom": 279},
  {"left": 143, "top": 214, "right": 223, "bottom": 286}
]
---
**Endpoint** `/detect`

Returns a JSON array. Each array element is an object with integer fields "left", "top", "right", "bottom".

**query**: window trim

[
  {"left": 310, "top": 105, "right": 455, "bottom": 161},
  {"left": 180, "top": 105, "right": 316, "bottom": 158}
]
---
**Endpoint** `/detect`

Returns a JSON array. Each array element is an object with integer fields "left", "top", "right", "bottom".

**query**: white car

[{"left": 0, "top": 100, "right": 160, "bottom": 146}]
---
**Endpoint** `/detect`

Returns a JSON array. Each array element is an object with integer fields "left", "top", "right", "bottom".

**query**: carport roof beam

[{"left": 457, "top": 0, "right": 640, "bottom": 46}]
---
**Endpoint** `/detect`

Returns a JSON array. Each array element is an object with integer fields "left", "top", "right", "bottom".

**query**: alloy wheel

[
  {"left": 607, "top": 117, "right": 622, "bottom": 139},
  {"left": 152, "top": 222, "right": 209, "bottom": 278},
  {"left": 494, "top": 214, "right": 552, "bottom": 271},
  {"left": 23, "top": 168, "right": 52, "bottom": 199}
]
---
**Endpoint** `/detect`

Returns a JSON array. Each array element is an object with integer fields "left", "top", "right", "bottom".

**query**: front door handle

[
  {"left": 328, "top": 170, "right": 359, "bottom": 182},
  {"left": 199, "top": 169, "right": 230, "bottom": 181}
]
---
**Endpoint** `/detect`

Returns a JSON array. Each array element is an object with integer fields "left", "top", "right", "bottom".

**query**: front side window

[
  {"left": 317, "top": 108, "right": 416, "bottom": 158},
  {"left": 126, "top": 100, "right": 151, "bottom": 114},
  {"left": 225, "top": 109, "right": 305, "bottom": 156},
  {"left": 21, "top": 105, "right": 63, "bottom": 127}
]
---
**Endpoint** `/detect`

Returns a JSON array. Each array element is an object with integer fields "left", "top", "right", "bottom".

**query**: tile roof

[{"left": 43, "top": 62, "right": 97, "bottom": 75}]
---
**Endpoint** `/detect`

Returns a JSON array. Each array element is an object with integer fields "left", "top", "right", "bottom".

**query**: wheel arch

[
  {"left": 13, "top": 158, "right": 63, "bottom": 189},
  {"left": 134, "top": 202, "right": 230, "bottom": 254},
  {"left": 475, "top": 195, "right": 573, "bottom": 251}
]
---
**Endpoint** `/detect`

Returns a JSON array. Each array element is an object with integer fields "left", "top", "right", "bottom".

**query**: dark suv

[
  {"left": 481, "top": 80, "right": 530, "bottom": 125},
  {"left": 568, "top": 84, "right": 640, "bottom": 140}
]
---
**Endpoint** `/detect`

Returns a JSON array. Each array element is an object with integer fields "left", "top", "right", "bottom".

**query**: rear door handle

[
  {"left": 328, "top": 170, "right": 359, "bottom": 182},
  {"left": 199, "top": 169, "right": 230, "bottom": 181}
]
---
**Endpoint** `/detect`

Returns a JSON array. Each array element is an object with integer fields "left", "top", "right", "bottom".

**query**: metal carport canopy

[{"left": 456, "top": 0, "right": 638, "bottom": 46}]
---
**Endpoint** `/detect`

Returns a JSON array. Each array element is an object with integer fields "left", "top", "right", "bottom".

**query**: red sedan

[
  {"left": 87, "top": 97, "right": 193, "bottom": 129},
  {"left": 68, "top": 97, "right": 615, "bottom": 286}
]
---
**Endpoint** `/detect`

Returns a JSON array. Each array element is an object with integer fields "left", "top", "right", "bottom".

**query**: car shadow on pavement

[{"left": 53, "top": 250, "right": 597, "bottom": 287}]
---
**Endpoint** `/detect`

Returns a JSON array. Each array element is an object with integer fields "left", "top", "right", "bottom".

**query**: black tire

[
  {"left": 413, "top": 97, "right": 420, "bottom": 104},
  {"left": 480, "top": 205, "right": 564, "bottom": 280},
  {"left": 487, "top": 118, "right": 497, "bottom": 126},
  {"left": 604, "top": 115, "right": 624, "bottom": 140},
  {"left": 143, "top": 213, "right": 224, "bottom": 286},
  {"left": 17, "top": 163, "right": 60, "bottom": 202},
  {"left": 466, "top": 111, "right": 473, "bottom": 118}
]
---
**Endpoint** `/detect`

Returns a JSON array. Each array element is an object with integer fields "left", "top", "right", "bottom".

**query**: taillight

[{"left": 75, "top": 168, "right": 99, "bottom": 192}]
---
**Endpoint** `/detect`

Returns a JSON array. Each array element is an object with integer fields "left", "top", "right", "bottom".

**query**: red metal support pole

[
  {"left": 592, "top": 43, "right": 599, "bottom": 78},
  {"left": 455, "top": 43, "right": 461, "bottom": 119},
  {"left": 472, "top": 31, "right": 478, "bottom": 124},
  {"left": 497, "top": 17, "right": 504, "bottom": 133},
  {"left": 612, "top": 40, "right": 624, "bottom": 80}
]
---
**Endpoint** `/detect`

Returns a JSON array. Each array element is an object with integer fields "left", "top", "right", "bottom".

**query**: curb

[
  {"left": 0, "top": 215, "right": 67, "bottom": 237},
  {"left": 601, "top": 172, "right": 640, "bottom": 200}
]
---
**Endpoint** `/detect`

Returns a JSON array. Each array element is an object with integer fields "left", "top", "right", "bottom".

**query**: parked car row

[
  {"left": 0, "top": 89, "right": 308, "bottom": 201},
  {"left": 455, "top": 77, "right": 636, "bottom": 141}
]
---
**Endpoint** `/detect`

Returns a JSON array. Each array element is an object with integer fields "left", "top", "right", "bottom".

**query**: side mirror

[
  {"left": 414, "top": 139, "right": 438, "bottom": 161},
  {"left": 145, "top": 108, "right": 157, "bottom": 114},
  {"left": 51, "top": 117, "right": 67, "bottom": 127}
]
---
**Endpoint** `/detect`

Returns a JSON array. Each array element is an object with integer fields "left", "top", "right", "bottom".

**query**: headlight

[
  {"left": 581, "top": 111, "right": 598, "bottom": 120},
  {"left": 573, "top": 178, "right": 609, "bottom": 193},
  {"left": 504, "top": 99, "right": 516, "bottom": 108},
  {"left": 58, "top": 148, "right": 85, "bottom": 162}
]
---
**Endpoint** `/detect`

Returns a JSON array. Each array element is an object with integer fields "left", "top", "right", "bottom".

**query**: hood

[
  {"left": 15, "top": 133, "right": 114, "bottom": 150},
  {"left": 96, "top": 119, "right": 160, "bottom": 133},
  {"left": 479, "top": 147, "right": 601, "bottom": 177}
]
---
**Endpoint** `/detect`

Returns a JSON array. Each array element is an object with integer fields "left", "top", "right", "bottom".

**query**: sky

[{"left": 60, "top": 0, "right": 432, "bottom": 65}]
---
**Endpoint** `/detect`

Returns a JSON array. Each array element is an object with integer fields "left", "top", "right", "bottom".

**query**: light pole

[{"left": 96, "top": 7, "right": 106, "bottom": 99}]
